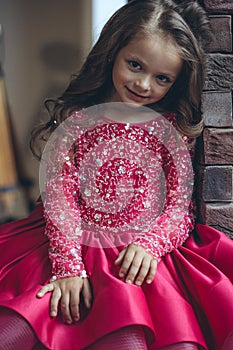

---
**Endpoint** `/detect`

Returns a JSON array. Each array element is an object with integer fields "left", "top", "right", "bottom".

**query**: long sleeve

[
  {"left": 43, "top": 142, "right": 87, "bottom": 280},
  {"left": 131, "top": 130, "right": 196, "bottom": 261}
]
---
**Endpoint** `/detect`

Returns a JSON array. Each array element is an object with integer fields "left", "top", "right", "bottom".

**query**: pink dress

[{"left": 0, "top": 111, "right": 232, "bottom": 350}]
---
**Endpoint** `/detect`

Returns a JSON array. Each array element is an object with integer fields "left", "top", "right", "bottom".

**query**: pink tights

[
  {"left": 84, "top": 326, "right": 148, "bottom": 349},
  {"left": 0, "top": 307, "right": 37, "bottom": 350},
  {"left": 222, "top": 332, "right": 233, "bottom": 350},
  {"left": 0, "top": 307, "right": 231, "bottom": 350},
  {"left": 84, "top": 327, "right": 202, "bottom": 350}
]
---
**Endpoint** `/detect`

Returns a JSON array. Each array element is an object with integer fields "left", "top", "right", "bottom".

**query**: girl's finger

[
  {"left": 146, "top": 259, "right": 158, "bottom": 284},
  {"left": 60, "top": 291, "right": 72, "bottom": 324},
  {"left": 69, "top": 287, "right": 80, "bottom": 322},
  {"left": 135, "top": 256, "right": 151, "bottom": 286},
  {"left": 124, "top": 253, "right": 143, "bottom": 284},
  {"left": 37, "top": 283, "right": 55, "bottom": 298},
  {"left": 49, "top": 285, "right": 62, "bottom": 318},
  {"left": 119, "top": 249, "right": 136, "bottom": 279},
  {"left": 82, "top": 279, "right": 92, "bottom": 309},
  {"left": 114, "top": 248, "right": 127, "bottom": 265}
]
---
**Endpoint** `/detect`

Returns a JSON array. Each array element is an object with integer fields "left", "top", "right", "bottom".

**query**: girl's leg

[
  {"left": 0, "top": 307, "right": 37, "bottom": 350},
  {"left": 85, "top": 325, "right": 148, "bottom": 350}
]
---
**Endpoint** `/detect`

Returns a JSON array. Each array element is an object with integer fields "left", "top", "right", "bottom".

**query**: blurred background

[{"left": 0, "top": 0, "right": 126, "bottom": 222}]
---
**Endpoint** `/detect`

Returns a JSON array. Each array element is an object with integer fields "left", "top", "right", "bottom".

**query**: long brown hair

[{"left": 30, "top": 0, "right": 211, "bottom": 159}]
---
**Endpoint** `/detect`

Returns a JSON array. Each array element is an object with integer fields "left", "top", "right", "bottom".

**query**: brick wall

[{"left": 196, "top": 1, "right": 233, "bottom": 238}]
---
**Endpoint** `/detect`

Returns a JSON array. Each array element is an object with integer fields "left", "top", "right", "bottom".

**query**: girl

[{"left": 0, "top": 0, "right": 233, "bottom": 349}]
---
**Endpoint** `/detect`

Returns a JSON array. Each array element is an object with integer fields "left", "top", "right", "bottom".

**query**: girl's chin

[
  {"left": 124, "top": 102, "right": 145, "bottom": 108},
  {"left": 108, "top": 92, "right": 152, "bottom": 107}
]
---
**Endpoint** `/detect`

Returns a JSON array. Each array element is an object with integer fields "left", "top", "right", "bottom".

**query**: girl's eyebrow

[{"left": 126, "top": 54, "right": 145, "bottom": 66}]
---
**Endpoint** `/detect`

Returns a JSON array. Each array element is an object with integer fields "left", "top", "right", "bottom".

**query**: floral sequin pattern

[{"left": 43, "top": 111, "right": 195, "bottom": 278}]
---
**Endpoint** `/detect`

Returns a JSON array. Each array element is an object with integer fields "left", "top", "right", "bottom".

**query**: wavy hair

[{"left": 30, "top": 0, "right": 212, "bottom": 159}]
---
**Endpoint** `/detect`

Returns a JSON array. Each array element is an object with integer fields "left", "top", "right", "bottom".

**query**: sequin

[
  {"left": 118, "top": 166, "right": 126, "bottom": 174},
  {"left": 59, "top": 213, "right": 66, "bottom": 220},
  {"left": 148, "top": 126, "right": 154, "bottom": 134}
]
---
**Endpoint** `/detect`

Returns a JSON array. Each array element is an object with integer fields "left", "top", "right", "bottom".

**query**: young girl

[{"left": 0, "top": 0, "right": 233, "bottom": 349}]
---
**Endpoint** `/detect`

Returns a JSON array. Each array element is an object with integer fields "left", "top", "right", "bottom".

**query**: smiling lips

[{"left": 125, "top": 86, "right": 150, "bottom": 101}]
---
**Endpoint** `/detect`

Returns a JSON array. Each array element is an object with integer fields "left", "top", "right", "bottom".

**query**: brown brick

[
  {"left": 205, "top": 54, "right": 233, "bottom": 91},
  {"left": 204, "top": 0, "right": 233, "bottom": 13},
  {"left": 202, "top": 128, "right": 233, "bottom": 164},
  {"left": 198, "top": 202, "right": 233, "bottom": 239},
  {"left": 202, "top": 91, "right": 232, "bottom": 127},
  {"left": 199, "top": 165, "right": 233, "bottom": 201},
  {"left": 207, "top": 16, "right": 232, "bottom": 53}
]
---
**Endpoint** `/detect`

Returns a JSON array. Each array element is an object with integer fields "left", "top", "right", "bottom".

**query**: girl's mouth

[{"left": 125, "top": 87, "right": 150, "bottom": 101}]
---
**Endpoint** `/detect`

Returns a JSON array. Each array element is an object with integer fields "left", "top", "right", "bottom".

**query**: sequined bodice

[{"left": 44, "top": 111, "right": 195, "bottom": 279}]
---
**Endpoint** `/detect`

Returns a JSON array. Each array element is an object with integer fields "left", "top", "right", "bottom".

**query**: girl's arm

[
  {"left": 38, "top": 146, "right": 92, "bottom": 323},
  {"left": 130, "top": 134, "right": 196, "bottom": 262},
  {"left": 114, "top": 125, "right": 196, "bottom": 286},
  {"left": 44, "top": 155, "right": 87, "bottom": 280}
]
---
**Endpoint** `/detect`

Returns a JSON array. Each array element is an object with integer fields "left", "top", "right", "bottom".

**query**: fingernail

[
  {"left": 37, "top": 292, "right": 42, "bottom": 297},
  {"left": 135, "top": 280, "right": 142, "bottom": 286},
  {"left": 119, "top": 272, "right": 124, "bottom": 278},
  {"left": 126, "top": 279, "right": 132, "bottom": 284},
  {"left": 50, "top": 311, "right": 56, "bottom": 317},
  {"left": 74, "top": 316, "right": 79, "bottom": 322},
  {"left": 65, "top": 319, "right": 72, "bottom": 324},
  {"left": 146, "top": 279, "right": 152, "bottom": 284}
]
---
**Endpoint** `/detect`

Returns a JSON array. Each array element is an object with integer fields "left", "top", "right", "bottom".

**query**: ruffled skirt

[{"left": 0, "top": 201, "right": 233, "bottom": 350}]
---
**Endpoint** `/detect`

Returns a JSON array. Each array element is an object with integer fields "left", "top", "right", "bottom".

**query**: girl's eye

[
  {"left": 128, "top": 60, "right": 142, "bottom": 70},
  {"left": 156, "top": 75, "right": 170, "bottom": 84}
]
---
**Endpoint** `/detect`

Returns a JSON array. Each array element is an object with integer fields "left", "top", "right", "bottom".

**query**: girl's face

[{"left": 110, "top": 34, "right": 183, "bottom": 106}]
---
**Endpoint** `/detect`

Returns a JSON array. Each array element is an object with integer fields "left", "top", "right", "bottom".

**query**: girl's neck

[{"left": 98, "top": 102, "right": 159, "bottom": 124}]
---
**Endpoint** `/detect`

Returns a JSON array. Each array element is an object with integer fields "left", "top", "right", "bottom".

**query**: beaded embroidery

[{"left": 44, "top": 111, "right": 195, "bottom": 279}]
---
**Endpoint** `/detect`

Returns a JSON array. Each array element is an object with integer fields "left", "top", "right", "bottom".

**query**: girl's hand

[
  {"left": 114, "top": 244, "right": 157, "bottom": 286},
  {"left": 37, "top": 276, "right": 92, "bottom": 324}
]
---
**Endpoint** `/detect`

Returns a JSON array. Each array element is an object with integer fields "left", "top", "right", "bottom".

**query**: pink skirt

[{"left": 0, "top": 201, "right": 232, "bottom": 350}]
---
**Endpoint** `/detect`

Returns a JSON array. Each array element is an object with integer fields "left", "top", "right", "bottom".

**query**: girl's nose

[{"left": 135, "top": 78, "right": 151, "bottom": 91}]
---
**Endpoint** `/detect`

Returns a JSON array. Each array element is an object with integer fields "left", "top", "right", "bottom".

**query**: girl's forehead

[{"left": 121, "top": 33, "right": 182, "bottom": 58}]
